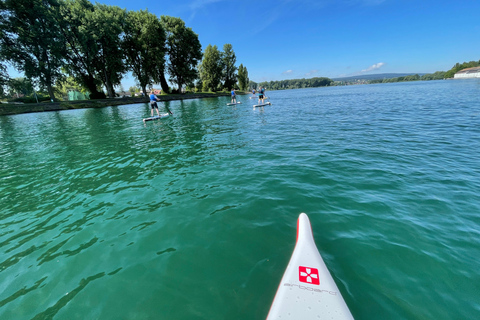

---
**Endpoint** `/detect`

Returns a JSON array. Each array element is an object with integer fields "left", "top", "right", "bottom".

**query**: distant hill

[{"left": 332, "top": 73, "right": 425, "bottom": 81}]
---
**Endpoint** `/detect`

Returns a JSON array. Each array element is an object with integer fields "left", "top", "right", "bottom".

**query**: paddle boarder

[
  {"left": 258, "top": 87, "right": 265, "bottom": 105},
  {"left": 231, "top": 88, "right": 237, "bottom": 104},
  {"left": 149, "top": 91, "right": 161, "bottom": 117}
]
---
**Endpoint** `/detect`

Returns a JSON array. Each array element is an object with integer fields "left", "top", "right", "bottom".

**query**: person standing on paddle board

[
  {"left": 149, "top": 91, "right": 161, "bottom": 117},
  {"left": 252, "top": 89, "right": 256, "bottom": 96},
  {"left": 258, "top": 87, "right": 265, "bottom": 104},
  {"left": 231, "top": 89, "right": 237, "bottom": 104}
]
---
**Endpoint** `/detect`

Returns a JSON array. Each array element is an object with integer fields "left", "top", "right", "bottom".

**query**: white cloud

[
  {"left": 305, "top": 70, "right": 319, "bottom": 76},
  {"left": 282, "top": 70, "right": 294, "bottom": 75},
  {"left": 188, "top": 0, "right": 224, "bottom": 19},
  {"left": 361, "top": 62, "right": 385, "bottom": 73}
]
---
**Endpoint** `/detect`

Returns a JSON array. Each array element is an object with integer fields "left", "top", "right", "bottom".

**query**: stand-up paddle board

[
  {"left": 267, "top": 213, "right": 354, "bottom": 320},
  {"left": 253, "top": 102, "right": 272, "bottom": 107},
  {"left": 143, "top": 113, "right": 171, "bottom": 122},
  {"left": 249, "top": 96, "right": 257, "bottom": 99},
  {"left": 227, "top": 102, "right": 242, "bottom": 106}
]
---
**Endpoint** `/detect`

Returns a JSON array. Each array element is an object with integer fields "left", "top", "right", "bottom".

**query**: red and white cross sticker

[{"left": 299, "top": 266, "right": 320, "bottom": 285}]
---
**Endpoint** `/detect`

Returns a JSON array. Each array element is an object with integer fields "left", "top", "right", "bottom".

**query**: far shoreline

[{"left": 0, "top": 92, "right": 240, "bottom": 117}]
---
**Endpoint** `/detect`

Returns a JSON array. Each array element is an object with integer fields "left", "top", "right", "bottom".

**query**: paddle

[{"left": 264, "top": 89, "right": 269, "bottom": 100}]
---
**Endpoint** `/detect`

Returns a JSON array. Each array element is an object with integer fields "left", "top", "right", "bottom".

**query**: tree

[
  {"left": 0, "top": 0, "right": 65, "bottom": 100},
  {"left": 8, "top": 77, "right": 34, "bottom": 97},
  {"left": 89, "top": 3, "right": 127, "bottom": 98},
  {"left": 237, "top": 64, "right": 249, "bottom": 91},
  {"left": 56, "top": 1, "right": 126, "bottom": 99},
  {"left": 123, "top": 10, "right": 166, "bottom": 96},
  {"left": 194, "top": 79, "right": 203, "bottom": 92},
  {"left": 198, "top": 44, "right": 222, "bottom": 92},
  {"left": 128, "top": 86, "right": 139, "bottom": 96},
  {"left": 221, "top": 44, "right": 237, "bottom": 90},
  {"left": 57, "top": 0, "right": 104, "bottom": 98},
  {"left": 55, "top": 75, "right": 85, "bottom": 98},
  {"left": 161, "top": 16, "right": 202, "bottom": 92}
]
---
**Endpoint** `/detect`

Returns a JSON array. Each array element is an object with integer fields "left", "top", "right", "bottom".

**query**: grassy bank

[{"left": 0, "top": 92, "right": 236, "bottom": 116}]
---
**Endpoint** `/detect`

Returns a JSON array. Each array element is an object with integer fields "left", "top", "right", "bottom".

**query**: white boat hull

[{"left": 267, "top": 213, "right": 354, "bottom": 320}]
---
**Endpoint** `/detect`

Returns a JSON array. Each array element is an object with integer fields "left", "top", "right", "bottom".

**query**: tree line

[
  {"left": 249, "top": 77, "right": 334, "bottom": 91},
  {"left": 369, "top": 72, "right": 446, "bottom": 84},
  {"left": 248, "top": 59, "right": 480, "bottom": 90},
  {"left": 369, "top": 60, "right": 480, "bottom": 84},
  {"left": 0, "top": 0, "right": 250, "bottom": 101}
]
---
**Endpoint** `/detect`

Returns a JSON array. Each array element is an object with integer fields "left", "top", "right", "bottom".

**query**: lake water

[{"left": 1, "top": 79, "right": 479, "bottom": 319}]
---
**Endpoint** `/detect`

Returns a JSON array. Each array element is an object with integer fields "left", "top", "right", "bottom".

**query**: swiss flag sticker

[{"left": 299, "top": 266, "right": 320, "bottom": 285}]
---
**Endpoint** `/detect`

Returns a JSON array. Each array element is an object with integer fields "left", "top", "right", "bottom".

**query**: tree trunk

[
  {"left": 47, "top": 84, "right": 55, "bottom": 101},
  {"left": 45, "top": 72, "right": 55, "bottom": 100},
  {"left": 159, "top": 73, "right": 169, "bottom": 93},
  {"left": 177, "top": 75, "right": 183, "bottom": 93},
  {"left": 84, "top": 74, "right": 100, "bottom": 97},
  {"left": 109, "top": 83, "right": 116, "bottom": 98},
  {"left": 103, "top": 68, "right": 115, "bottom": 98}
]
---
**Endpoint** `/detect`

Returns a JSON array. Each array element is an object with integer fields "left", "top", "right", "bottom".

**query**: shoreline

[{"left": 0, "top": 92, "right": 237, "bottom": 116}]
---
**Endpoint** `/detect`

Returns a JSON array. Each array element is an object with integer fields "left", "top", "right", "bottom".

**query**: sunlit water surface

[{"left": 1, "top": 80, "right": 480, "bottom": 319}]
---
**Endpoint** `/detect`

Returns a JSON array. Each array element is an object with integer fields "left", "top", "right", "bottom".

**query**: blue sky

[{"left": 8, "top": 0, "right": 480, "bottom": 89}]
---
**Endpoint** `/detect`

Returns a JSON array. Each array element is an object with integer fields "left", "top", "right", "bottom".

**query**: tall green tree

[
  {"left": 57, "top": 1, "right": 126, "bottom": 98},
  {"left": 237, "top": 64, "right": 249, "bottom": 91},
  {"left": 0, "top": 0, "right": 65, "bottom": 100},
  {"left": 89, "top": 3, "right": 127, "bottom": 98},
  {"left": 57, "top": 0, "right": 104, "bottom": 98},
  {"left": 199, "top": 44, "right": 222, "bottom": 92},
  {"left": 123, "top": 10, "right": 166, "bottom": 96},
  {"left": 161, "top": 16, "right": 202, "bottom": 92},
  {"left": 221, "top": 44, "right": 237, "bottom": 90}
]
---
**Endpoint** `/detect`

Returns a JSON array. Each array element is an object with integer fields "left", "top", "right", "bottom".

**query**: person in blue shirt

[
  {"left": 231, "top": 89, "right": 237, "bottom": 104},
  {"left": 149, "top": 91, "right": 161, "bottom": 117}
]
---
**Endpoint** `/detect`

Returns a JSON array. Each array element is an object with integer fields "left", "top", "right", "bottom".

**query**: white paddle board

[
  {"left": 227, "top": 102, "right": 242, "bottom": 106},
  {"left": 143, "top": 113, "right": 171, "bottom": 122},
  {"left": 267, "top": 213, "right": 354, "bottom": 320},
  {"left": 253, "top": 102, "right": 272, "bottom": 107}
]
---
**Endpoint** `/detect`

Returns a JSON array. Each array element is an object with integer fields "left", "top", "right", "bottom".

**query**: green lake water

[{"left": 1, "top": 80, "right": 479, "bottom": 319}]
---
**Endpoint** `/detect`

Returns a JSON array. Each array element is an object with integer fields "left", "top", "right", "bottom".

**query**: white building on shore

[{"left": 454, "top": 67, "right": 480, "bottom": 79}]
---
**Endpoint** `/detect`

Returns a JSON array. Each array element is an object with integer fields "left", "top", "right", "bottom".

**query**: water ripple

[{"left": 1, "top": 81, "right": 480, "bottom": 319}]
